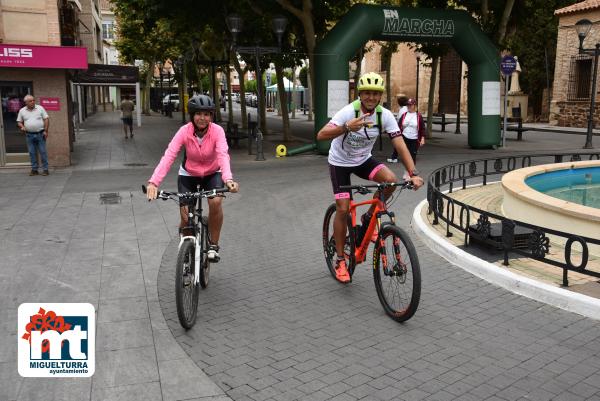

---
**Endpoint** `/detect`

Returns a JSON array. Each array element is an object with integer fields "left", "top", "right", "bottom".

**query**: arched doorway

[{"left": 314, "top": 4, "right": 500, "bottom": 153}]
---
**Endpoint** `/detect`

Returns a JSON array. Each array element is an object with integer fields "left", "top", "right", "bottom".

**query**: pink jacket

[{"left": 149, "top": 122, "right": 233, "bottom": 187}]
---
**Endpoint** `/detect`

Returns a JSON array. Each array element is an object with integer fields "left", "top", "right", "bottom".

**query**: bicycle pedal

[
  {"left": 207, "top": 246, "right": 220, "bottom": 262},
  {"left": 182, "top": 274, "right": 193, "bottom": 286}
]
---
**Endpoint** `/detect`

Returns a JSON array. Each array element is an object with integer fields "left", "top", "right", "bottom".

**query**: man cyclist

[
  {"left": 317, "top": 72, "right": 424, "bottom": 283},
  {"left": 146, "top": 95, "right": 239, "bottom": 262}
]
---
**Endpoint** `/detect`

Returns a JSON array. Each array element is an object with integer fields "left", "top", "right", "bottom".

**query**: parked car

[
  {"left": 244, "top": 93, "right": 257, "bottom": 107},
  {"left": 162, "top": 94, "right": 180, "bottom": 111}
]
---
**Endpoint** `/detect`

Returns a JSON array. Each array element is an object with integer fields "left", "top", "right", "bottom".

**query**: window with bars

[{"left": 567, "top": 54, "right": 593, "bottom": 100}]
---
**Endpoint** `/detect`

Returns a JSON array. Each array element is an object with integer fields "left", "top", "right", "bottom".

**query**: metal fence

[{"left": 427, "top": 152, "right": 600, "bottom": 286}]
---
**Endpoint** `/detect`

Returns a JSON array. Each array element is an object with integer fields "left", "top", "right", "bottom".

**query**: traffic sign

[{"left": 500, "top": 55, "right": 517, "bottom": 76}]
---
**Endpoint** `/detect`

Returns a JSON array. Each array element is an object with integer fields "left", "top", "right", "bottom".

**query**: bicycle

[
  {"left": 322, "top": 181, "right": 421, "bottom": 322},
  {"left": 142, "top": 184, "right": 229, "bottom": 329}
]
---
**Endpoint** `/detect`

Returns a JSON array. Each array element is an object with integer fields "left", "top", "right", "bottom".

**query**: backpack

[
  {"left": 341, "top": 100, "right": 383, "bottom": 149},
  {"left": 352, "top": 99, "right": 383, "bottom": 137}
]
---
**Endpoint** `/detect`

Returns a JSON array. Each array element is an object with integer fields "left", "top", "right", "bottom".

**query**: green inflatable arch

[{"left": 311, "top": 4, "right": 500, "bottom": 154}]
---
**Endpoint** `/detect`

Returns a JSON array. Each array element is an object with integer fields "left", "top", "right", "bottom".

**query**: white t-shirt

[
  {"left": 16, "top": 105, "right": 48, "bottom": 132},
  {"left": 400, "top": 112, "right": 419, "bottom": 140},
  {"left": 328, "top": 103, "right": 399, "bottom": 167}
]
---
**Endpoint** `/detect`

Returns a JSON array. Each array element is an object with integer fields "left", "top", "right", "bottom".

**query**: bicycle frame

[
  {"left": 179, "top": 187, "right": 206, "bottom": 286},
  {"left": 349, "top": 192, "right": 396, "bottom": 264}
]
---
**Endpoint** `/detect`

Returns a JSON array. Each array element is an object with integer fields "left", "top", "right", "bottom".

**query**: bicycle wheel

[
  {"left": 373, "top": 224, "right": 421, "bottom": 322},
  {"left": 175, "top": 239, "right": 200, "bottom": 329},
  {"left": 199, "top": 216, "right": 210, "bottom": 289},
  {"left": 323, "top": 203, "right": 356, "bottom": 279}
]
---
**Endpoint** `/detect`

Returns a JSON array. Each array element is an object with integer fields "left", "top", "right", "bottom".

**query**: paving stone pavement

[
  {"left": 0, "top": 112, "right": 232, "bottom": 401},
  {"left": 1, "top": 107, "right": 600, "bottom": 401}
]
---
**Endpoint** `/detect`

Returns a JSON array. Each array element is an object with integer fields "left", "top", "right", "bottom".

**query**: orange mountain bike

[{"left": 322, "top": 182, "right": 421, "bottom": 322}]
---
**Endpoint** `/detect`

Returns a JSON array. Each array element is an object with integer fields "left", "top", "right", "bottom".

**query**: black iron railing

[{"left": 427, "top": 152, "right": 600, "bottom": 286}]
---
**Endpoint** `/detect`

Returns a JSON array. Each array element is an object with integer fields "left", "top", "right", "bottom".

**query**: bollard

[
  {"left": 232, "top": 123, "right": 239, "bottom": 148},
  {"left": 248, "top": 121, "right": 258, "bottom": 155},
  {"left": 255, "top": 129, "right": 265, "bottom": 161}
]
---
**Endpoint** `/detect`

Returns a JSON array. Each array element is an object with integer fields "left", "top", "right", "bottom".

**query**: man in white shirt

[
  {"left": 17, "top": 95, "right": 50, "bottom": 176},
  {"left": 317, "top": 72, "right": 423, "bottom": 283}
]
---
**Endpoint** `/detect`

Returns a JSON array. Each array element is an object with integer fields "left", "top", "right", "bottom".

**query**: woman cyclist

[
  {"left": 316, "top": 72, "right": 424, "bottom": 283},
  {"left": 146, "top": 94, "right": 239, "bottom": 262}
]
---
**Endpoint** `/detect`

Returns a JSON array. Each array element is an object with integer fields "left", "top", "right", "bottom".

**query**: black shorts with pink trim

[{"left": 329, "top": 157, "right": 385, "bottom": 199}]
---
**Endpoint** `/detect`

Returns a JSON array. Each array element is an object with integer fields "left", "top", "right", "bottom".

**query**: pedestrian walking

[
  {"left": 387, "top": 98, "right": 426, "bottom": 174},
  {"left": 16, "top": 95, "right": 50, "bottom": 176},
  {"left": 388, "top": 94, "right": 409, "bottom": 163},
  {"left": 120, "top": 95, "right": 135, "bottom": 139}
]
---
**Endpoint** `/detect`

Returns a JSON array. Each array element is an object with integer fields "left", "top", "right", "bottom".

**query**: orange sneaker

[{"left": 335, "top": 258, "right": 351, "bottom": 283}]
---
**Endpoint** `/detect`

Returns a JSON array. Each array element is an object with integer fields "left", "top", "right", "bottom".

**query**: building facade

[
  {"left": 0, "top": 0, "right": 88, "bottom": 167},
  {"left": 361, "top": 41, "right": 467, "bottom": 116},
  {"left": 551, "top": 0, "right": 600, "bottom": 126}
]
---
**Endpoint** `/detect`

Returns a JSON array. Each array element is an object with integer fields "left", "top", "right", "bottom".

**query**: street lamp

[
  {"left": 175, "top": 57, "right": 186, "bottom": 123},
  {"left": 415, "top": 53, "right": 421, "bottom": 112},
  {"left": 167, "top": 66, "right": 173, "bottom": 118},
  {"left": 454, "top": 66, "right": 462, "bottom": 135},
  {"left": 226, "top": 14, "right": 288, "bottom": 160},
  {"left": 575, "top": 18, "right": 598, "bottom": 149},
  {"left": 157, "top": 60, "right": 164, "bottom": 114}
]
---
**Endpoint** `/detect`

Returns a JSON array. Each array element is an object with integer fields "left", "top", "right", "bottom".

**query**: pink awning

[{"left": 0, "top": 44, "right": 88, "bottom": 69}]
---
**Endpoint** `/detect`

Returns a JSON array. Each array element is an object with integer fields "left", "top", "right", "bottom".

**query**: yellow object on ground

[{"left": 276, "top": 144, "right": 287, "bottom": 157}]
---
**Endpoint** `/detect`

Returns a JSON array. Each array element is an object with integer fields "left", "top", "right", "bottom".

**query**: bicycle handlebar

[
  {"left": 142, "top": 185, "right": 229, "bottom": 200},
  {"left": 339, "top": 181, "right": 413, "bottom": 194}
]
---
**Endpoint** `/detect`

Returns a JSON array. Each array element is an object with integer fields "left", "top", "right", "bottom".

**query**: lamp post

[
  {"left": 175, "top": 57, "right": 186, "bottom": 123},
  {"left": 157, "top": 60, "right": 164, "bottom": 114},
  {"left": 167, "top": 67, "right": 173, "bottom": 118},
  {"left": 415, "top": 54, "right": 420, "bottom": 112},
  {"left": 454, "top": 65, "right": 462, "bottom": 135},
  {"left": 575, "top": 18, "right": 598, "bottom": 149},
  {"left": 227, "top": 14, "right": 287, "bottom": 161}
]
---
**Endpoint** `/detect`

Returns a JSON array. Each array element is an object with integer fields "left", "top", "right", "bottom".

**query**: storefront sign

[
  {"left": 39, "top": 97, "right": 61, "bottom": 111},
  {"left": 0, "top": 45, "right": 87, "bottom": 69},
  {"left": 76, "top": 64, "right": 139, "bottom": 84}
]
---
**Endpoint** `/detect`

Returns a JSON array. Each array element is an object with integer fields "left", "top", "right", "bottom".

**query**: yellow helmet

[{"left": 357, "top": 72, "right": 385, "bottom": 92}]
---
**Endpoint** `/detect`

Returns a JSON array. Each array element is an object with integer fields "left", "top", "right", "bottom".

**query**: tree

[
  {"left": 379, "top": 42, "right": 399, "bottom": 107},
  {"left": 113, "top": 0, "right": 181, "bottom": 114},
  {"left": 273, "top": 0, "right": 355, "bottom": 121},
  {"left": 504, "top": 0, "right": 579, "bottom": 119}
]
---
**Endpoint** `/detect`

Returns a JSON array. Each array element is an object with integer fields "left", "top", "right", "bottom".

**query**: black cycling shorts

[
  {"left": 177, "top": 172, "right": 223, "bottom": 206},
  {"left": 329, "top": 157, "right": 385, "bottom": 199}
]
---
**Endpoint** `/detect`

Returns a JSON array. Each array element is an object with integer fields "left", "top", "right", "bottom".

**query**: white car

[{"left": 162, "top": 94, "right": 180, "bottom": 111}]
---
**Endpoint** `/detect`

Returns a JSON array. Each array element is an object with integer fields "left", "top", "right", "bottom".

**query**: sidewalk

[
  {"left": 0, "top": 111, "right": 233, "bottom": 401},
  {"left": 1, "top": 107, "right": 599, "bottom": 400}
]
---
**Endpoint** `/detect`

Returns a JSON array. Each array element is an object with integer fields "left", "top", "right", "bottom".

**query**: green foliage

[
  {"left": 504, "top": 0, "right": 579, "bottom": 116},
  {"left": 299, "top": 67, "right": 308, "bottom": 87},
  {"left": 112, "top": 0, "right": 181, "bottom": 65},
  {"left": 245, "top": 80, "right": 257, "bottom": 93}
]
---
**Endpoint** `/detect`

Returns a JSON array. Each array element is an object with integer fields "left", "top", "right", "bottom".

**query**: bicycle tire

[
  {"left": 175, "top": 239, "right": 200, "bottom": 329},
  {"left": 199, "top": 216, "right": 210, "bottom": 289},
  {"left": 372, "top": 224, "right": 421, "bottom": 322},
  {"left": 322, "top": 203, "right": 356, "bottom": 279}
]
